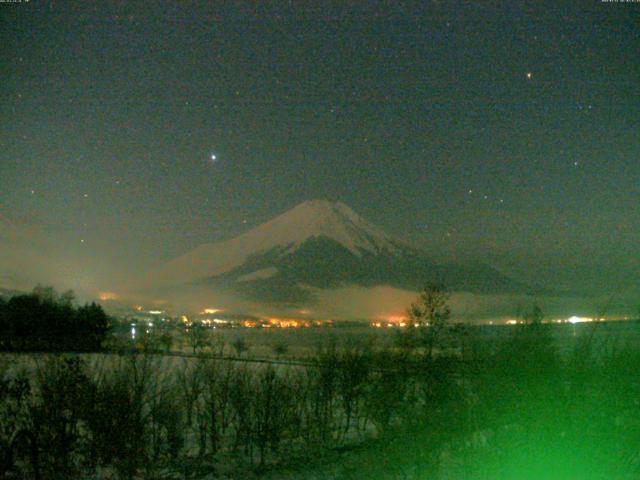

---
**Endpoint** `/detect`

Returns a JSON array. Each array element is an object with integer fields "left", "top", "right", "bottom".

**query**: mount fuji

[{"left": 142, "top": 200, "right": 528, "bottom": 306}]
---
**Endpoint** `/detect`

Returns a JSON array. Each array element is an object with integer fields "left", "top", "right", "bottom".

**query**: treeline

[
  {"left": 0, "top": 286, "right": 110, "bottom": 352},
  {"left": 3, "top": 324, "right": 640, "bottom": 479},
  {"left": 0, "top": 346, "right": 413, "bottom": 479}
]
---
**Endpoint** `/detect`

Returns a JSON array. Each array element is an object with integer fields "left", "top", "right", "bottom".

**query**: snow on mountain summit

[
  {"left": 148, "top": 200, "right": 400, "bottom": 288},
  {"left": 250, "top": 199, "right": 399, "bottom": 256}
]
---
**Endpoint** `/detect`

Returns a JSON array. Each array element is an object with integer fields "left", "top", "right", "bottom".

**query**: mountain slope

[
  {"left": 143, "top": 200, "right": 529, "bottom": 305},
  {"left": 149, "top": 199, "right": 401, "bottom": 288}
]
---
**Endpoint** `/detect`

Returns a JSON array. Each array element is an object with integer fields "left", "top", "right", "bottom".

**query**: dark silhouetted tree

[
  {"left": 404, "top": 283, "right": 451, "bottom": 359},
  {"left": 0, "top": 288, "right": 110, "bottom": 352},
  {"left": 272, "top": 341, "right": 288, "bottom": 359},
  {"left": 187, "top": 323, "right": 209, "bottom": 354},
  {"left": 232, "top": 337, "right": 248, "bottom": 357}
]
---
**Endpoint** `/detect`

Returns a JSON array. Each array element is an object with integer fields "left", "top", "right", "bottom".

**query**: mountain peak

[
  {"left": 147, "top": 200, "right": 400, "bottom": 287},
  {"left": 290, "top": 199, "right": 352, "bottom": 214},
  {"left": 284, "top": 200, "right": 369, "bottom": 227},
  {"left": 257, "top": 199, "right": 396, "bottom": 255}
]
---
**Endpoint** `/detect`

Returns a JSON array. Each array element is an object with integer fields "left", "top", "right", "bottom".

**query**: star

[{"left": 526, "top": 72, "right": 533, "bottom": 80}]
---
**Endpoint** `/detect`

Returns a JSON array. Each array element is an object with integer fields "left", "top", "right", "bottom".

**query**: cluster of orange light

[
  {"left": 268, "top": 318, "right": 307, "bottom": 328},
  {"left": 371, "top": 314, "right": 409, "bottom": 328},
  {"left": 270, "top": 317, "right": 333, "bottom": 328},
  {"left": 98, "top": 292, "right": 119, "bottom": 301},
  {"left": 236, "top": 318, "right": 332, "bottom": 328},
  {"left": 200, "top": 318, "right": 229, "bottom": 326}
]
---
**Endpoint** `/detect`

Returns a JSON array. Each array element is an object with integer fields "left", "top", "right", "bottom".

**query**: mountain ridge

[
  {"left": 140, "top": 199, "right": 532, "bottom": 305},
  {"left": 149, "top": 200, "right": 401, "bottom": 288}
]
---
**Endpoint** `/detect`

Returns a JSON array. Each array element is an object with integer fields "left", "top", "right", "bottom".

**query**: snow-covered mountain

[
  {"left": 141, "top": 200, "right": 529, "bottom": 306},
  {"left": 150, "top": 200, "right": 400, "bottom": 286}
]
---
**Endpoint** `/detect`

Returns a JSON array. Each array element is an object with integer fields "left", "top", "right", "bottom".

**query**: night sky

[{"left": 1, "top": 1, "right": 639, "bottom": 297}]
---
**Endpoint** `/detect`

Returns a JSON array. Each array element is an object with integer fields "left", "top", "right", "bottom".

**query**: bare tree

[
  {"left": 337, "top": 344, "right": 370, "bottom": 439},
  {"left": 406, "top": 283, "right": 451, "bottom": 360},
  {"left": 272, "top": 341, "right": 288, "bottom": 359},
  {"left": 253, "top": 366, "right": 296, "bottom": 466},
  {"left": 187, "top": 323, "right": 209, "bottom": 355},
  {"left": 232, "top": 337, "right": 248, "bottom": 357},
  {"left": 210, "top": 332, "right": 226, "bottom": 357},
  {"left": 176, "top": 358, "right": 203, "bottom": 429},
  {"left": 199, "top": 359, "right": 232, "bottom": 454}
]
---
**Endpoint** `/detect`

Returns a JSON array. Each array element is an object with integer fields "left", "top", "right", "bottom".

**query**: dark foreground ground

[{"left": 2, "top": 320, "right": 640, "bottom": 479}]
